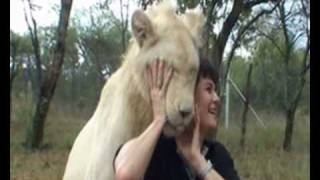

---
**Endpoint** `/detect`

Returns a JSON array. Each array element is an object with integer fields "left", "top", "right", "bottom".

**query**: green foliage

[
  {"left": 10, "top": 31, "right": 33, "bottom": 57},
  {"left": 228, "top": 35, "right": 310, "bottom": 113},
  {"left": 52, "top": 4, "right": 125, "bottom": 109},
  {"left": 218, "top": 109, "right": 309, "bottom": 180},
  {"left": 11, "top": 2, "right": 127, "bottom": 111},
  {"left": 11, "top": 97, "right": 310, "bottom": 180},
  {"left": 228, "top": 56, "right": 250, "bottom": 108}
]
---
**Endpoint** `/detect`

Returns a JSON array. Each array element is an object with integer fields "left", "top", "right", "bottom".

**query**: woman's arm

[{"left": 114, "top": 59, "right": 173, "bottom": 180}]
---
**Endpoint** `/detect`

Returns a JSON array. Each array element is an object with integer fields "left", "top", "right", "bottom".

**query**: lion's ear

[
  {"left": 132, "top": 10, "right": 155, "bottom": 47},
  {"left": 179, "top": 5, "right": 206, "bottom": 48}
]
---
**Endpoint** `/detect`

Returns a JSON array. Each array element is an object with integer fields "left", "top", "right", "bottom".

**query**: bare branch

[
  {"left": 300, "top": 0, "right": 309, "bottom": 18},
  {"left": 214, "top": 0, "right": 243, "bottom": 67},
  {"left": 256, "top": 28, "right": 285, "bottom": 57},
  {"left": 224, "top": 2, "right": 280, "bottom": 81},
  {"left": 203, "top": 0, "right": 218, "bottom": 56},
  {"left": 301, "top": 34, "right": 310, "bottom": 76},
  {"left": 244, "top": 0, "right": 269, "bottom": 9},
  {"left": 292, "top": 31, "right": 304, "bottom": 45},
  {"left": 23, "top": 0, "right": 42, "bottom": 98}
]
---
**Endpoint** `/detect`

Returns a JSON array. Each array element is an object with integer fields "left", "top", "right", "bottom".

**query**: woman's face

[{"left": 194, "top": 76, "right": 220, "bottom": 134}]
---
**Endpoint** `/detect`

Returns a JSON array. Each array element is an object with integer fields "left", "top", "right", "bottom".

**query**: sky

[
  {"left": 10, "top": 0, "right": 138, "bottom": 34},
  {"left": 10, "top": 0, "right": 243, "bottom": 57},
  {"left": 12, "top": 0, "right": 307, "bottom": 59}
]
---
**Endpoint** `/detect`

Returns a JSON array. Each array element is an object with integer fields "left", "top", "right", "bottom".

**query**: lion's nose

[{"left": 179, "top": 110, "right": 191, "bottom": 118}]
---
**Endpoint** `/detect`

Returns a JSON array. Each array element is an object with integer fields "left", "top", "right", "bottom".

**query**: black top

[{"left": 114, "top": 134, "right": 240, "bottom": 180}]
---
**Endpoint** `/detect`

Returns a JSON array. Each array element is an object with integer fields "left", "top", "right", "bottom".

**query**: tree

[
  {"left": 23, "top": 0, "right": 43, "bottom": 104},
  {"left": 136, "top": 0, "right": 279, "bottom": 88},
  {"left": 10, "top": 31, "right": 23, "bottom": 118},
  {"left": 240, "top": 63, "right": 253, "bottom": 149},
  {"left": 10, "top": 31, "right": 22, "bottom": 93},
  {"left": 118, "top": 0, "right": 130, "bottom": 52},
  {"left": 25, "top": 0, "right": 74, "bottom": 150},
  {"left": 73, "top": 5, "right": 123, "bottom": 102},
  {"left": 254, "top": 0, "right": 309, "bottom": 151},
  {"left": 10, "top": 31, "right": 36, "bottom": 100},
  {"left": 280, "top": 0, "right": 309, "bottom": 151},
  {"left": 208, "top": 0, "right": 275, "bottom": 71}
]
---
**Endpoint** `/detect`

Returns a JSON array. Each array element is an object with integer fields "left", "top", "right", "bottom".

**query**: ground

[{"left": 10, "top": 97, "right": 309, "bottom": 180}]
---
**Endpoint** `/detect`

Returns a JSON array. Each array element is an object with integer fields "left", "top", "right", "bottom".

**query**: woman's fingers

[
  {"left": 162, "top": 66, "right": 173, "bottom": 93},
  {"left": 156, "top": 59, "right": 163, "bottom": 88},
  {"left": 193, "top": 104, "right": 201, "bottom": 144},
  {"left": 146, "top": 64, "right": 153, "bottom": 89},
  {"left": 146, "top": 57, "right": 173, "bottom": 95},
  {"left": 194, "top": 104, "right": 201, "bottom": 125},
  {"left": 150, "top": 58, "right": 158, "bottom": 87}
]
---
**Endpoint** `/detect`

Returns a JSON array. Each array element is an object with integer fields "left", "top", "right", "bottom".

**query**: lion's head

[{"left": 123, "top": 1, "right": 205, "bottom": 137}]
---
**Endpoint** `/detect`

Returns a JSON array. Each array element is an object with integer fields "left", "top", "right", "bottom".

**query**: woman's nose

[{"left": 212, "top": 91, "right": 220, "bottom": 105}]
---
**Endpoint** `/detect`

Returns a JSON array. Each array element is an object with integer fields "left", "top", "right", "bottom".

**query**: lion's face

[
  {"left": 129, "top": 2, "right": 205, "bottom": 137},
  {"left": 162, "top": 36, "right": 199, "bottom": 136},
  {"left": 149, "top": 31, "right": 200, "bottom": 137}
]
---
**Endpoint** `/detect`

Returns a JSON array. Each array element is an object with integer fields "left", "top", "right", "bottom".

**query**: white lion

[{"left": 63, "top": 1, "right": 205, "bottom": 179}]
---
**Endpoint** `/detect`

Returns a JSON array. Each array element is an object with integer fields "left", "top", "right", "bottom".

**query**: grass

[
  {"left": 10, "top": 97, "right": 88, "bottom": 180},
  {"left": 10, "top": 97, "right": 309, "bottom": 180},
  {"left": 217, "top": 108, "right": 310, "bottom": 180}
]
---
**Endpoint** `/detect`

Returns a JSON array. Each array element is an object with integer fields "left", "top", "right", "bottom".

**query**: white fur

[{"left": 63, "top": 1, "right": 205, "bottom": 179}]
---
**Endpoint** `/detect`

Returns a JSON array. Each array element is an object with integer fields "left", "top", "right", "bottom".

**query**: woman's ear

[{"left": 131, "top": 10, "right": 155, "bottom": 47}]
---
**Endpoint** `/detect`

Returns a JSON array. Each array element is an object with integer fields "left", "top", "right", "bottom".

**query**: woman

[{"left": 114, "top": 58, "right": 240, "bottom": 180}]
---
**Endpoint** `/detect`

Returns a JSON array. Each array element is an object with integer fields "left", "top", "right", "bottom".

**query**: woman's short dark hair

[{"left": 196, "top": 57, "right": 219, "bottom": 86}]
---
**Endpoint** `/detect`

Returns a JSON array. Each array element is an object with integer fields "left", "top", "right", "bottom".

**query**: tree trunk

[
  {"left": 119, "top": 0, "right": 129, "bottom": 53},
  {"left": 24, "top": 0, "right": 43, "bottom": 103},
  {"left": 26, "top": 55, "right": 38, "bottom": 103},
  {"left": 10, "top": 61, "right": 20, "bottom": 121},
  {"left": 10, "top": 62, "right": 18, "bottom": 93},
  {"left": 211, "top": 0, "right": 243, "bottom": 70},
  {"left": 25, "top": 0, "right": 73, "bottom": 150},
  {"left": 283, "top": 68, "right": 307, "bottom": 152},
  {"left": 202, "top": 1, "right": 217, "bottom": 57},
  {"left": 280, "top": 1, "right": 309, "bottom": 152},
  {"left": 210, "top": 0, "right": 274, "bottom": 95},
  {"left": 283, "top": 108, "right": 294, "bottom": 151},
  {"left": 240, "top": 63, "right": 253, "bottom": 149}
]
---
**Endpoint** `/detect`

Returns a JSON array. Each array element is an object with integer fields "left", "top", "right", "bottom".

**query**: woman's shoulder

[
  {"left": 204, "top": 139, "right": 230, "bottom": 156},
  {"left": 204, "top": 139, "right": 241, "bottom": 180}
]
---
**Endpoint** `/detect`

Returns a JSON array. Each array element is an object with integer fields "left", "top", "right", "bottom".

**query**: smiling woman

[
  {"left": 114, "top": 57, "right": 240, "bottom": 180},
  {"left": 193, "top": 58, "right": 221, "bottom": 138}
]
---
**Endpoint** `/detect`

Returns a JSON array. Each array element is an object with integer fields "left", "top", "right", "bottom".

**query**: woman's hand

[
  {"left": 175, "top": 106, "right": 225, "bottom": 180},
  {"left": 146, "top": 58, "right": 173, "bottom": 123}
]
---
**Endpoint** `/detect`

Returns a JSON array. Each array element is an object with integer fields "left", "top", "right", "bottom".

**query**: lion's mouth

[
  {"left": 164, "top": 114, "right": 193, "bottom": 136},
  {"left": 166, "top": 120, "right": 184, "bottom": 131}
]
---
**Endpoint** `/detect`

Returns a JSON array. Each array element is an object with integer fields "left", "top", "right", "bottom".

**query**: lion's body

[
  {"left": 63, "top": 1, "right": 205, "bottom": 179},
  {"left": 63, "top": 67, "right": 151, "bottom": 179}
]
